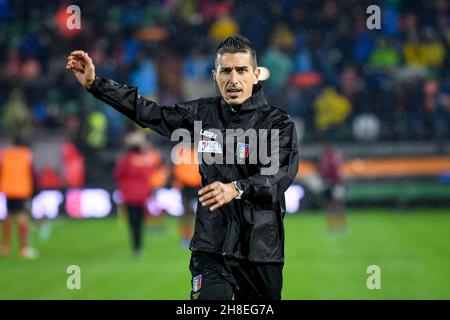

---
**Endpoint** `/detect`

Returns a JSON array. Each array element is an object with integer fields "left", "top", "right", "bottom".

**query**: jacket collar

[{"left": 220, "top": 83, "right": 267, "bottom": 112}]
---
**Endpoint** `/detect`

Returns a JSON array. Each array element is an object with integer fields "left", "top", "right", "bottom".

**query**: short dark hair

[{"left": 214, "top": 35, "right": 257, "bottom": 70}]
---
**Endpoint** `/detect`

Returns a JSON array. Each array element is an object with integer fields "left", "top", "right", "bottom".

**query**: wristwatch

[{"left": 232, "top": 181, "right": 244, "bottom": 200}]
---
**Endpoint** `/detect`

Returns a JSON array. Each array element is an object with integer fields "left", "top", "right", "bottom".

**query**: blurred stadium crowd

[
  {"left": 0, "top": 0, "right": 449, "bottom": 194},
  {"left": 0, "top": 0, "right": 449, "bottom": 146}
]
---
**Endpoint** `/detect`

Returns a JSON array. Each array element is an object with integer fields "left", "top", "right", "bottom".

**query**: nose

[{"left": 230, "top": 69, "right": 239, "bottom": 84}]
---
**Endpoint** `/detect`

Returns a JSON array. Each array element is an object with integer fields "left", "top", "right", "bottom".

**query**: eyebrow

[{"left": 220, "top": 66, "right": 249, "bottom": 71}]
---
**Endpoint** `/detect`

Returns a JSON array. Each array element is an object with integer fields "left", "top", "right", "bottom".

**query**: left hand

[{"left": 198, "top": 181, "right": 238, "bottom": 211}]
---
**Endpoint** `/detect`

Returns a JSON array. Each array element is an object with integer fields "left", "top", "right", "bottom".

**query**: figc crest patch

[
  {"left": 236, "top": 143, "right": 249, "bottom": 159},
  {"left": 193, "top": 274, "right": 202, "bottom": 292}
]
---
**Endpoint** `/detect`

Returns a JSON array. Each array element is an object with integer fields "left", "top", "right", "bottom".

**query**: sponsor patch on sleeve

[{"left": 198, "top": 140, "right": 222, "bottom": 153}]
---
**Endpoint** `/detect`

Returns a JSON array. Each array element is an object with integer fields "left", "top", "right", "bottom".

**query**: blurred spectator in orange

[
  {"left": 0, "top": 136, "right": 38, "bottom": 258},
  {"left": 145, "top": 142, "right": 167, "bottom": 232},
  {"left": 172, "top": 145, "right": 201, "bottom": 248}
]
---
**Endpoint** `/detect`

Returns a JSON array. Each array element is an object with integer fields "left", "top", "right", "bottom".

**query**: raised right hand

[{"left": 66, "top": 50, "right": 96, "bottom": 89}]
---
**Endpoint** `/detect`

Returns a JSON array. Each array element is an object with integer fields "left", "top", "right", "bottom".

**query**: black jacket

[{"left": 88, "top": 77, "right": 299, "bottom": 263}]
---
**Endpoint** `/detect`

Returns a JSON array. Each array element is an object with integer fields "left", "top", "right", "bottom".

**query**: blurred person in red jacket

[
  {"left": 114, "top": 131, "right": 154, "bottom": 258},
  {"left": 319, "top": 142, "right": 347, "bottom": 234},
  {"left": 0, "top": 136, "right": 38, "bottom": 259}
]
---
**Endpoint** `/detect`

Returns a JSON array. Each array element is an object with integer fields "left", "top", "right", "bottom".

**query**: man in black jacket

[{"left": 67, "top": 35, "right": 299, "bottom": 300}]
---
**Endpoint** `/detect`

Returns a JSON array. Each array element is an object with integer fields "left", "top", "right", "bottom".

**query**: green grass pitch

[{"left": 1, "top": 208, "right": 449, "bottom": 299}]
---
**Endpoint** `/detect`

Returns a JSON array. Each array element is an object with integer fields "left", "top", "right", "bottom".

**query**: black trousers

[
  {"left": 126, "top": 205, "right": 144, "bottom": 251},
  {"left": 189, "top": 251, "right": 283, "bottom": 300}
]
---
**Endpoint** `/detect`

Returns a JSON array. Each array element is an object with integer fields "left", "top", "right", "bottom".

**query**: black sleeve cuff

[{"left": 87, "top": 76, "right": 102, "bottom": 93}]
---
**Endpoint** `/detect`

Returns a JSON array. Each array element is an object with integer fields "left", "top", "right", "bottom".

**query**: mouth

[{"left": 226, "top": 88, "right": 242, "bottom": 98}]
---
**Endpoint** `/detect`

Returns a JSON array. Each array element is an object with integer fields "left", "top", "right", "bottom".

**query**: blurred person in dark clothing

[
  {"left": 319, "top": 142, "right": 347, "bottom": 234},
  {"left": 114, "top": 131, "right": 154, "bottom": 258}
]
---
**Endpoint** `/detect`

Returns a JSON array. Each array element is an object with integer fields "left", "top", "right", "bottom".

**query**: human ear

[{"left": 254, "top": 67, "right": 260, "bottom": 84}]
